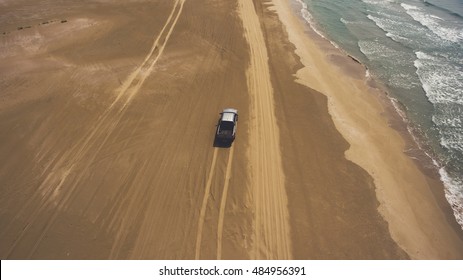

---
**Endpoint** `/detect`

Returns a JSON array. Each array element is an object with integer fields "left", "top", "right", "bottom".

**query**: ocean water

[{"left": 297, "top": 0, "right": 463, "bottom": 229}]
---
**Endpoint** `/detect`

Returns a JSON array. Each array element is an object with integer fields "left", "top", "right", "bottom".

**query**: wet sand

[{"left": 0, "top": 0, "right": 462, "bottom": 259}]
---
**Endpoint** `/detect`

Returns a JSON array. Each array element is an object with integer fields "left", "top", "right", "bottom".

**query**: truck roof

[{"left": 221, "top": 108, "right": 238, "bottom": 122}]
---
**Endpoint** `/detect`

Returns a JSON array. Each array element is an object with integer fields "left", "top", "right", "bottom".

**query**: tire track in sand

[
  {"left": 195, "top": 148, "right": 219, "bottom": 260},
  {"left": 195, "top": 145, "right": 235, "bottom": 260},
  {"left": 216, "top": 145, "right": 235, "bottom": 260},
  {"left": 238, "top": 0, "right": 292, "bottom": 259},
  {"left": 2, "top": 0, "right": 186, "bottom": 259},
  {"left": 111, "top": 0, "right": 186, "bottom": 110}
]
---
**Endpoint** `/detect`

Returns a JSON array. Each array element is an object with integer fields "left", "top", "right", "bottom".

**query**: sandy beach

[{"left": 1, "top": 0, "right": 462, "bottom": 259}]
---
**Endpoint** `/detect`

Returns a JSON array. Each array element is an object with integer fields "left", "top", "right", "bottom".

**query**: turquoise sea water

[{"left": 296, "top": 0, "right": 463, "bottom": 228}]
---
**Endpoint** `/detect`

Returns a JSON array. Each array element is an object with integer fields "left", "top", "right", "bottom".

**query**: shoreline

[
  {"left": 289, "top": 0, "right": 463, "bottom": 235},
  {"left": 271, "top": 0, "right": 463, "bottom": 258},
  {"left": 292, "top": 0, "right": 463, "bottom": 232}
]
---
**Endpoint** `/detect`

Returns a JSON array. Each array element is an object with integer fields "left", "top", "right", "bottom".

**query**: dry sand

[
  {"left": 238, "top": 0, "right": 291, "bottom": 260},
  {"left": 0, "top": 0, "right": 462, "bottom": 259}
]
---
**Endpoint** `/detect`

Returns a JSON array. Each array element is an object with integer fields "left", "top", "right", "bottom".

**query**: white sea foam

[
  {"left": 390, "top": 97, "right": 408, "bottom": 121},
  {"left": 340, "top": 17, "right": 359, "bottom": 26},
  {"left": 365, "top": 68, "right": 371, "bottom": 78},
  {"left": 295, "top": 0, "right": 326, "bottom": 40},
  {"left": 440, "top": 134, "right": 463, "bottom": 152},
  {"left": 415, "top": 49, "right": 463, "bottom": 229},
  {"left": 361, "top": 0, "right": 395, "bottom": 6},
  {"left": 433, "top": 115, "right": 463, "bottom": 128},
  {"left": 295, "top": 0, "right": 343, "bottom": 51},
  {"left": 367, "top": 10, "right": 447, "bottom": 50},
  {"left": 358, "top": 40, "right": 417, "bottom": 89},
  {"left": 367, "top": 14, "right": 417, "bottom": 44},
  {"left": 389, "top": 73, "right": 419, "bottom": 89},
  {"left": 401, "top": 3, "right": 463, "bottom": 43},
  {"left": 340, "top": 17, "right": 349, "bottom": 25},
  {"left": 414, "top": 51, "right": 463, "bottom": 105},
  {"left": 434, "top": 111, "right": 463, "bottom": 152},
  {"left": 439, "top": 168, "right": 463, "bottom": 229},
  {"left": 358, "top": 40, "right": 394, "bottom": 59}
]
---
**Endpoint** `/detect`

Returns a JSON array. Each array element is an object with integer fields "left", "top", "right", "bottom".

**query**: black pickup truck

[{"left": 215, "top": 108, "right": 238, "bottom": 145}]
